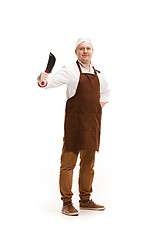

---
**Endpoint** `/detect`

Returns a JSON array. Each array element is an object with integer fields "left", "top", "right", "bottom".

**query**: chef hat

[{"left": 76, "top": 38, "right": 93, "bottom": 48}]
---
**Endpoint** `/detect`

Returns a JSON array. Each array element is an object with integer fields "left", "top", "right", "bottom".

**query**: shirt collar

[{"left": 77, "top": 60, "right": 93, "bottom": 72}]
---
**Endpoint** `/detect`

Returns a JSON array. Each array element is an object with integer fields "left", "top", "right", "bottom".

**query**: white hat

[{"left": 76, "top": 38, "right": 93, "bottom": 48}]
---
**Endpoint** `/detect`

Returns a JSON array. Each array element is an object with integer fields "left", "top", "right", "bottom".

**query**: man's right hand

[{"left": 37, "top": 72, "right": 48, "bottom": 87}]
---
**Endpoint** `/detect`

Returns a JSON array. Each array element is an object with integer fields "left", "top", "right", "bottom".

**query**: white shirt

[{"left": 45, "top": 60, "right": 110, "bottom": 102}]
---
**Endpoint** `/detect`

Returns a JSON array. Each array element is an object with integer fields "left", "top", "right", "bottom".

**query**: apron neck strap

[
  {"left": 76, "top": 60, "right": 99, "bottom": 75},
  {"left": 92, "top": 66, "right": 98, "bottom": 75},
  {"left": 76, "top": 60, "right": 82, "bottom": 73}
]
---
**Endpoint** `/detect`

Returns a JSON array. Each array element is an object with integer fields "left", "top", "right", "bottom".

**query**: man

[{"left": 37, "top": 38, "right": 110, "bottom": 216}]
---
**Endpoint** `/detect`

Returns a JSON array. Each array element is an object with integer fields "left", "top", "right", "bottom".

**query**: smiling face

[{"left": 75, "top": 42, "right": 94, "bottom": 64}]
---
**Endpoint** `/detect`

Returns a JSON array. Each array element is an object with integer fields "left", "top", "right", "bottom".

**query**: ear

[{"left": 75, "top": 49, "right": 77, "bottom": 55}]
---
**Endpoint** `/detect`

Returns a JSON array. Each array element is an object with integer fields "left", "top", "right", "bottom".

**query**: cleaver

[{"left": 41, "top": 52, "right": 56, "bottom": 86}]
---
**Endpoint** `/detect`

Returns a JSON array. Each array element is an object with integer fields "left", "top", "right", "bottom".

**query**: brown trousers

[{"left": 59, "top": 140, "right": 96, "bottom": 203}]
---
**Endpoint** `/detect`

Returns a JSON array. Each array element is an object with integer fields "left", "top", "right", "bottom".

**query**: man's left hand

[{"left": 100, "top": 102, "right": 108, "bottom": 108}]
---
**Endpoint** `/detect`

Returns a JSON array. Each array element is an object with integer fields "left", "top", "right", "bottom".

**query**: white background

[{"left": 0, "top": 0, "right": 160, "bottom": 239}]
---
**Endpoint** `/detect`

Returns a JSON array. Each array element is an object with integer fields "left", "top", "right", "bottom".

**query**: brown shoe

[
  {"left": 62, "top": 203, "right": 79, "bottom": 216},
  {"left": 80, "top": 199, "right": 105, "bottom": 211}
]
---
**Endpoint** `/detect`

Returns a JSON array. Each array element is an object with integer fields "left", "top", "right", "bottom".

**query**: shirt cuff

[{"left": 100, "top": 91, "right": 110, "bottom": 102}]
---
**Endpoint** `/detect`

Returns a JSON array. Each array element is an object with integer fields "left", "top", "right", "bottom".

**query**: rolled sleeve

[
  {"left": 99, "top": 73, "right": 110, "bottom": 102},
  {"left": 44, "top": 66, "right": 70, "bottom": 89}
]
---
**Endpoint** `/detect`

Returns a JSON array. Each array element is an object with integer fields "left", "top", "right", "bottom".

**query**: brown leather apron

[{"left": 63, "top": 60, "right": 102, "bottom": 152}]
